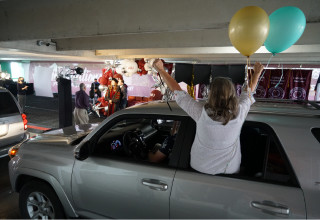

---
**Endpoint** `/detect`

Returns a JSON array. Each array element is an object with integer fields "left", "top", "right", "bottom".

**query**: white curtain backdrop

[{"left": 33, "top": 66, "right": 53, "bottom": 97}]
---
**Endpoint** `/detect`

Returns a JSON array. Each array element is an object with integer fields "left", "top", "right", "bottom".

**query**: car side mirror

[{"left": 74, "top": 140, "right": 90, "bottom": 161}]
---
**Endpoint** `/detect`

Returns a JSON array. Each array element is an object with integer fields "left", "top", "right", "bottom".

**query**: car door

[
  {"left": 170, "top": 121, "right": 306, "bottom": 218},
  {"left": 71, "top": 115, "right": 188, "bottom": 218}
]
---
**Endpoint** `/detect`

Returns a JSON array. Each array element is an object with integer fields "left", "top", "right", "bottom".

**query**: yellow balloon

[{"left": 229, "top": 6, "right": 270, "bottom": 57}]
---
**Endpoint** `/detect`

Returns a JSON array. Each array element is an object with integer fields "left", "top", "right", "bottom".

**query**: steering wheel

[{"left": 123, "top": 129, "right": 148, "bottom": 160}]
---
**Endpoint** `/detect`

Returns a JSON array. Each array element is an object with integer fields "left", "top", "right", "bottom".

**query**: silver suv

[
  {"left": 8, "top": 100, "right": 320, "bottom": 219},
  {"left": 0, "top": 86, "right": 28, "bottom": 158}
]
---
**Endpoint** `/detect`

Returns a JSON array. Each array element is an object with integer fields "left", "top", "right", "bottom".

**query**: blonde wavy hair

[{"left": 204, "top": 77, "right": 239, "bottom": 125}]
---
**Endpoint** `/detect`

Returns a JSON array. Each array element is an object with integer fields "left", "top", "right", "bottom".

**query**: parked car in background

[
  {"left": 0, "top": 86, "right": 28, "bottom": 158},
  {"left": 8, "top": 99, "right": 320, "bottom": 219}
]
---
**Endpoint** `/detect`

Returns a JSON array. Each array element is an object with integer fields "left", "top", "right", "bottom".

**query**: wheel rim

[{"left": 26, "top": 192, "right": 55, "bottom": 219}]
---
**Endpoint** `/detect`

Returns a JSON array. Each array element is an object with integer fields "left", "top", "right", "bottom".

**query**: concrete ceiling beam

[
  {"left": 54, "top": 22, "right": 320, "bottom": 51},
  {"left": 1, "top": 0, "right": 319, "bottom": 41}
]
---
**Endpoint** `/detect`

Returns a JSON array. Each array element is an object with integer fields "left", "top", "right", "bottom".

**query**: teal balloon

[{"left": 264, "top": 6, "right": 306, "bottom": 54}]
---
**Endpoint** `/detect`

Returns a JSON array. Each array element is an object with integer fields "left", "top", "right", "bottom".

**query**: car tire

[{"left": 19, "top": 181, "right": 65, "bottom": 219}]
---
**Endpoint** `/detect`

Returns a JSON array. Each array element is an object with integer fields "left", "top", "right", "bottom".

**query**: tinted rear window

[
  {"left": 311, "top": 128, "right": 320, "bottom": 144},
  {"left": 0, "top": 92, "right": 20, "bottom": 116}
]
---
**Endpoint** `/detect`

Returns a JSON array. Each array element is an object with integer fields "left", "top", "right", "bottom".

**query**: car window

[
  {"left": 0, "top": 91, "right": 20, "bottom": 117},
  {"left": 92, "top": 116, "right": 183, "bottom": 167},
  {"left": 181, "top": 121, "right": 299, "bottom": 187},
  {"left": 239, "top": 122, "right": 299, "bottom": 187},
  {"left": 264, "top": 138, "right": 292, "bottom": 184},
  {"left": 311, "top": 128, "right": 320, "bottom": 143}
]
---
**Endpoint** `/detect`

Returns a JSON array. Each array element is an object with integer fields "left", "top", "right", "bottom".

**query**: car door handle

[
  {"left": 251, "top": 201, "right": 290, "bottom": 215},
  {"left": 141, "top": 179, "right": 168, "bottom": 191}
]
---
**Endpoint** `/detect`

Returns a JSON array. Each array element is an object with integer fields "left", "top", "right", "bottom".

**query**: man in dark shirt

[
  {"left": 74, "top": 83, "right": 90, "bottom": 124},
  {"left": 118, "top": 78, "right": 127, "bottom": 109},
  {"left": 17, "top": 77, "right": 28, "bottom": 112},
  {"left": 90, "top": 78, "right": 101, "bottom": 102}
]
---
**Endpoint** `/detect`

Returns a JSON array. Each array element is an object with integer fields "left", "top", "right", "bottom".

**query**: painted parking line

[{"left": 27, "top": 125, "right": 51, "bottom": 131}]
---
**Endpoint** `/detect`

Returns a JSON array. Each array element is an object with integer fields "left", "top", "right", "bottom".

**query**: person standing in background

[
  {"left": 90, "top": 78, "right": 101, "bottom": 103},
  {"left": 118, "top": 78, "right": 127, "bottom": 109},
  {"left": 74, "top": 83, "right": 90, "bottom": 124},
  {"left": 17, "top": 77, "right": 28, "bottom": 112},
  {"left": 105, "top": 78, "right": 120, "bottom": 116}
]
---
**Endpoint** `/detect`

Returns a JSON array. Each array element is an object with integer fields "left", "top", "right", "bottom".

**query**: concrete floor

[{"left": 25, "top": 94, "right": 105, "bottom": 133}]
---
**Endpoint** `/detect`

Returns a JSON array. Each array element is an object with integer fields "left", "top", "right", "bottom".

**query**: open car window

[
  {"left": 180, "top": 120, "right": 300, "bottom": 187},
  {"left": 92, "top": 115, "right": 185, "bottom": 168}
]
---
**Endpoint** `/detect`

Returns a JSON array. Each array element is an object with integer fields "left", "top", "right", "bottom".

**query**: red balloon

[{"left": 149, "top": 90, "right": 163, "bottom": 101}]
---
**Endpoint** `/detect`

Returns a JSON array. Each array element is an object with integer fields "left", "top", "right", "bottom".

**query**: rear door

[{"left": 170, "top": 121, "right": 306, "bottom": 218}]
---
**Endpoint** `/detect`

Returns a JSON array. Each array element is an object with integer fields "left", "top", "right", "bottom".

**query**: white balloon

[
  {"left": 121, "top": 59, "right": 138, "bottom": 77},
  {"left": 149, "top": 58, "right": 156, "bottom": 66},
  {"left": 144, "top": 63, "right": 152, "bottom": 71},
  {"left": 121, "top": 59, "right": 130, "bottom": 66},
  {"left": 125, "top": 60, "right": 138, "bottom": 74},
  {"left": 98, "top": 85, "right": 105, "bottom": 91},
  {"left": 115, "top": 65, "right": 124, "bottom": 74},
  {"left": 121, "top": 59, "right": 131, "bottom": 68},
  {"left": 144, "top": 58, "right": 157, "bottom": 74}
]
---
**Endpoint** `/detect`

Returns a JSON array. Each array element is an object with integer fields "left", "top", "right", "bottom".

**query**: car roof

[
  {"left": 251, "top": 99, "right": 320, "bottom": 117},
  {"left": 124, "top": 100, "right": 189, "bottom": 117},
  {"left": 124, "top": 99, "right": 320, "bottom": 118},
  {"left": 0, "top": 86, "right": 9, "bottom": 92}
]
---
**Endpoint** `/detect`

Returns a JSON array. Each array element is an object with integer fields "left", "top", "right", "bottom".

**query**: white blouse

[{"left": 174, "top": 89, "right": 255, "bottom": 175}]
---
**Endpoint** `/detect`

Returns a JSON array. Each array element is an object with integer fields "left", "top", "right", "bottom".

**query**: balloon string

[
  {"left": 249, "top": 57, "right": 252, "bottom": 89},
  {"left": 246, "top": 56, "right": 251, "bottom": 100},
  {"left": 246, "top": 57, "right": 249, "bottom": 89},
  {"left": 254, "top": 53, "right": 275, "bottom": 92},
  {"left": 275, "top": 64, "right": 283, "bottom": 88}
]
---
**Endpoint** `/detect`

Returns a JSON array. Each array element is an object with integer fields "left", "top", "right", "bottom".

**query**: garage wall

[{"left": 0, "top": 62, "right": 11, "bottom": 75}]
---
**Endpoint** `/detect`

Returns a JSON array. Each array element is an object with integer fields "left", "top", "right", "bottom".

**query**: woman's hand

[
  {"left": 250, "top": 62, "right": 264, "bottom": 92},
  {"left": 152, "top": 58, "right": 183, "bottom": 92},
  {"left": 253, "top": 62, "right": 264, "bottom": 77},
  {"left": 153, "top": 59, "right": 165, "bottom": 72}
]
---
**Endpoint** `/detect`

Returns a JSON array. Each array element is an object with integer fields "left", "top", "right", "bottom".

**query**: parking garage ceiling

[{"left": 0, "top": 0, "right": 320, "bottom": 64}]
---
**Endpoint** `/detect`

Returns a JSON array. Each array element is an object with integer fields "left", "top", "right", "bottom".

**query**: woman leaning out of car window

[{"left": 152, "top": 59, "right": 264, "bottom": 175}]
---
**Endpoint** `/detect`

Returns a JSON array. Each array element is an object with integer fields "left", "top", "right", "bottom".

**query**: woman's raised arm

[
  {"left": 250, "top": 62, "right": 264, "bottom": 92},
  {"left": 153, "top": 59, "right": 182, "bottom": 92}
]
